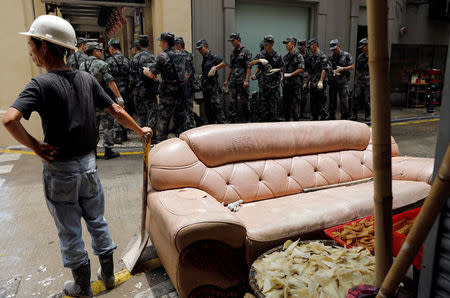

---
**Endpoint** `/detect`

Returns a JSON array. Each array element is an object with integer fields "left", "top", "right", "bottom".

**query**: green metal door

[{"left": 235, "top": 1, "right": 310, "bottom": 93}]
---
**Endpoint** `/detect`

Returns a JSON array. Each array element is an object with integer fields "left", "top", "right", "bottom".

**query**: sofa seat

[{"left": 236, "top": 180, "right": 430, "bottom": 242}]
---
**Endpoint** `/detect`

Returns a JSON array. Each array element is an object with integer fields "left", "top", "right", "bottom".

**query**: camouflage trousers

[
  {"left": 329, "top": 84, "right": 350, "bottom": 120},
  {"left": 185, "top": 94, "right": 195, "bottom": 130},
  {"left": 113, "top": 92, "right": 132, "bottom": 139},
  {"left": 259, "top": 86, "right": 280, "bottom": 122},
  {"left": 96, "top": 111, "right": 115, "bottom": 149},
  {"left": 229, "top": 82, "right": 249, "bottom": 123},
  {"left": 310, "top": 84, "right": 329, "bottom": 121},
  {"left": 282, "top": 84, "right": 301, "bottom": 121},
  {"left": 134, "top": 87, "right": 158, "bottom": 142},
  {"left": 203, "top": 87, "right": 226, "bottom": 124},
  {"left": 157, "top": 87, "right": 187, "bottom": 143},
  {"left": 352, "top": 83, "right": 371, "bottom": 118},
  {"left": 300, "top": 83, "right": 309, "bottom": 116}
]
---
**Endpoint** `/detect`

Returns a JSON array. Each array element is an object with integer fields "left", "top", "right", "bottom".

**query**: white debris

[
  {"left": 136, "top": 282, "right": 142, "bottom": 289},
  {"left": 25, "top": 275, "right": 32, "bottom": 281},
  {"left": 227, "top": 200, "right": 243, "bottom": 212},
  {"left": 38, "top": 277, "right": 55, "bottom": 287},
  {"left": 38, "top": 265, "right": 47, "bottom": 273}
]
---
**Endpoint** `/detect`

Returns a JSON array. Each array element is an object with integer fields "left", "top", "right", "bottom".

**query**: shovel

[{"left": 122, "top": 134, "right": 151, "bottom": 273}]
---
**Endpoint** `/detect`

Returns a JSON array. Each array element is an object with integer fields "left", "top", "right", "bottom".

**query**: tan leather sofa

[{"left": 146, "top": 121, "right": 433, "bottom": 297}]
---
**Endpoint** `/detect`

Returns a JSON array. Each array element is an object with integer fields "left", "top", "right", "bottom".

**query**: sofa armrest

[
  {"left": 392, "top": 156, "right": 434, "bottom": 185},
  {"left": 147, "top": 188, "right": 247, "bottom": 254}
]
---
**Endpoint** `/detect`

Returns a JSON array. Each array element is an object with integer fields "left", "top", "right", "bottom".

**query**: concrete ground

[{"left": 0, "top": 108, "right": 441, "bottom": 297}]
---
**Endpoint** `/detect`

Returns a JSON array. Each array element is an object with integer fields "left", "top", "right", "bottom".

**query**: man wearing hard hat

[{"left": 2, "top": 15, "right": 152, "bottom": 297}]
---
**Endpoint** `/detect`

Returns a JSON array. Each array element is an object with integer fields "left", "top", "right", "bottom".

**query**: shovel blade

[{"left": 121, "top": 231, "right": 150, "bottom": 273}]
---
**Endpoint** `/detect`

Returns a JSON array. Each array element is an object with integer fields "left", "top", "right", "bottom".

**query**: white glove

[
  {"left": 116, "top": 97, "right": 124, "bottom": 107},
  {"left": 267, "top": 68, "right": 281, "bottom": 76},
  {"left": 208, "top": 66, "right": 217, "bottom": 77},
  {"left": 303, "top": 82, "right": 308, "bottom": 89},
  {"left": 227, "top": 200, "right": 243, "bottom": 212},
  {"left": 259, "top": 59, "right": 269, "bottom": 65},
  {"left": 317, "top": 81, "right": 323, "bottom": 90},
  {"left": 284, "top": 72, "right": 293, "bottom": 78},
  {"left": 333, "top": 66, "right": 343, "bottom": 76}
]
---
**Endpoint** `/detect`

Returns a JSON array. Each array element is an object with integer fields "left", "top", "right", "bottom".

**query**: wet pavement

[{"left": 0, "top": 109, "right": 441, "bottom": 297}]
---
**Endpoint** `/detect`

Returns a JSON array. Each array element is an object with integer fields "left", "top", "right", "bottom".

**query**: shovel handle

[{"left": 141, "top": 133, "right": 151, "bottom": 233}]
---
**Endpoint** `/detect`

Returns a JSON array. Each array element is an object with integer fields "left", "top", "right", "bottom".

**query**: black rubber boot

[
  {"left": 63, "top": 262, "right": 93, "bottom": 298},
  {"left": 121, "top": 130, "right": 128, "bottom": 142},
  {"left": 97, "top": 253, "right": 115, "bottom": 290},
  {"left": 104, "top": 148, "right": 120, "bottom": 160}
]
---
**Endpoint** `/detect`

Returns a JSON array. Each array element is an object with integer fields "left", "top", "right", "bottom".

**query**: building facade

[{"left": 0, "top": 0, "right": 448, "bottom": 146}]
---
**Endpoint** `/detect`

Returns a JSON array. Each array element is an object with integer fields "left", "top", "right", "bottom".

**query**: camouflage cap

[
  {"left": 297, "top": 39, "right": 307, "bottom": 47},
  {"left": 263, "top": 35, "right": 275, "bottom": 45},
  {"left": 138, "top": 35, "right": 150, "bottom": 46},
  {"left": 195, "top": 39, "right": 208, "bottom": 50},
  {"left": 358, "top": 38, "right": 368, "bottom": 49},
  {"left": 307, "top": 38, "right": 318, "bottom": 47},
  {"left": 329, "top": 39, "right": 339, "bottom": 50},
  {"left": 174, "top": 37, "right": 185, "bottom": 46},
  {"left": 228, "top": 32, "right": 241, "bottom": 41},
  {"left": 157, "top": 32, "right": 175, "bottom": 43},
  {"left": 107, "top": 38, "right": 120, "bottom": 48},
  {"left": 76, "top": 37, "right": 87, "bottom": 46},
  {"left": 86, "top": 41, "right": 104, "bottom": 52},
  {"left": 130, "top": 40, "right": 140, "bottom": 49},
  {"left": 282, "top": 37, "right": 297, "bottom": 45}
]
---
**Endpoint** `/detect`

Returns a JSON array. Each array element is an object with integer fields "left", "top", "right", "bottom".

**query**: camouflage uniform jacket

[
  {"left": 356, "top": 52, "right": 370, "bottom": 86},
  {"left": 228, "top": 46, "right": 252, "bottom": 86},
  {"left": 105, "top": 51, "right": 130, "bottom": 92},
  {"left": 201, "top": 50, "right": 223, "bottom": 90},
  {"left": 181, "top": 50, "right": 194, "bottom": 78},
  {"left": 129, "top": 49, "right": 156, "bottom": 90},
  {"left": 328, "top": 50, "right": 353, "bottom": 86},
  {"left": 79, "top": 56, "right": 114, "bottom": 88},
  {"left": 307, "top": 50, "right": 329, "bottom": 84},
  {"left": 67, "top": 50, "right": 88, "bottom": 71},
  {"left": 150, "top": 47, "right": 187, "bottom": 93},
  {"left": 283, "top": 50, "right": 305, "bottom": 86},
  {"left": 258, "top": 50, "right": 284, "bottom": 89}
]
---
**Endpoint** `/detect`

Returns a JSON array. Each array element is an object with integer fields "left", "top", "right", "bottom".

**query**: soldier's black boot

[
  {"left": 104, "top": 148, "right": 120, "bottom": 160},
  {"left": 97, "top": 253, "right": 115, "bottom": 290},
  {"left": 121, "top": 130, "right": 128, "bottom": 142},
  {"left": 63, "top": 262, "right": 93, "bottom": 298}
]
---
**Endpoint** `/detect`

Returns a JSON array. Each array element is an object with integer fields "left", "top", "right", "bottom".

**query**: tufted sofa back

[{"left": 149, "top": 121, "right": 397, "bottom": 204}]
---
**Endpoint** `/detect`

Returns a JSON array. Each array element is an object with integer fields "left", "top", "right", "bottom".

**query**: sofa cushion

[
  {"left": 179, "top": 121, "right": 371, "bottom": 167},
  {"left": 235, "top": 180, "right": 430, "bottom": 243}
]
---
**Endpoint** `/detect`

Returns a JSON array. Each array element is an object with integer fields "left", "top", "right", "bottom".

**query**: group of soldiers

[{"left": 66, "top": 32, "right": 371, "bottom": 158}]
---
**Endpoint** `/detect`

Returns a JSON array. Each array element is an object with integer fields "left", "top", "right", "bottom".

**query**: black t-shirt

[{"left": 11, "top": 70, "right": 114, "bottom": 159}]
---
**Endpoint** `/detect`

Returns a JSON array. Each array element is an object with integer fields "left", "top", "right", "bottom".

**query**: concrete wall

[
  {"left": 151, "top": 0, "right": 192, "bottom": 54},
  {"left": 0, "top": 0, "right": 46, "bottom": 147}
]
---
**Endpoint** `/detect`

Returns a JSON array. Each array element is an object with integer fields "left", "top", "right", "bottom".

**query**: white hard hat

[{"left": 19, "top": 15, "right": 77, "bottom": 51}]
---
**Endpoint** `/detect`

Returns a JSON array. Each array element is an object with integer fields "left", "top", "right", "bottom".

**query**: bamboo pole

[
  {"left": 377, "top": 145, "right": 450, "bottom": 297},
  {"left": 366, "top": 0, "right": 393, "bottom": 286}
]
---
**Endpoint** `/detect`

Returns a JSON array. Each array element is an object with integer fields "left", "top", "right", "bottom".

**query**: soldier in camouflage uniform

[
  {"left": 106, "top": 38, "right": 132, "bottom": 143},
  {"left": 197, "top": 39, "right": 228, "bottom": 124},
  {"left": 352, "top": 38, "right": 371, "bottom": 121},
  {"left": 297, "top": 40, "right": 310, "bottom": 119},
  {"left": 144, "top": 32, "right": 189, "bottom": 143},
  {"left": 249, "top": 35, "right": 284, "bottom": 122},
  {"left": 249, "top": 41, "right": 265, "bottom": 122},
  {"left": 328, "top": 39, "right": 354, "bottom": 120},
  {"left": 305, "top": 38, "right": 329, "bottom": 120},
  {"left": 67, "top": 37, "right": 88, "bottom": 71},
  {"left": 79, "top": 42, "right": 122, "bottom": 159},
  {"left": 174, "top": 37, "right": 196, "bottom": 130},
  {"left": 129, "top": 35, "right": 158, "bottom": 142},
  {"left": 282, "top": 37, "right": 304, "bottom": 121},
  {"left": 129, "top": 40, "right": 141, "bottom": 57},
  {"left": 223, "top": 32, "right": 252, "bottom": 123}
]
